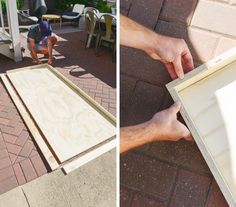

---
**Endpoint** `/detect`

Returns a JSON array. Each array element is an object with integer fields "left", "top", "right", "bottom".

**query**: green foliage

[
  {"left": 55, "top": 0, "right": 89, "bottom": 10},
  {"left": 0, "top": 0, "right": 23, "bottom": 14},
  {"left": 54, "top": 0, "right": 112, "bottom": 13},
  {"left": 96, "top": 0, "right": 112, "bottom": 13}
]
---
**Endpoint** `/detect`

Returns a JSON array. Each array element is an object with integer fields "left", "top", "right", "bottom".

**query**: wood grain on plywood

[
  {"left": 7, "top": 67, "right": 116, "bottom": 163},
  {"left": 0, "top": 74, "right": 59, "bottom": 170}
]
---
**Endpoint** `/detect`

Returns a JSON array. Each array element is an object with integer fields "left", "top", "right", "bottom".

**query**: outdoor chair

[
  {"left": 33, "top": 0, "right": 47, "bottom": 18},
  {"left": 18, "top": 9, "right": 38, "bottom": 26},
  {"left": 95, "top": 14, "right": 116, "bottom": 61},
  {"left": 84, "top": 7, "right": 99, "bottom": 15},
  {"left": 85, "top": 10, "right": 99, "bottom": 48},
  {"left": 62, "top": 4, "right": 85, "bottom": 27}
]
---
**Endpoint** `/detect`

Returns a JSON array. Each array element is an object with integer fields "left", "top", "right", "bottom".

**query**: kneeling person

[{"left": 27, "top": 21, "right": 57, "bottom": 65}]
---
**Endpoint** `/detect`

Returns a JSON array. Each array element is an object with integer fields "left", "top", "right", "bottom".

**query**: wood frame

[
  {"left": 166, "top": 47, "right": 236, "bottom": 206},
  {"left": 1, "top": 64, "right": 116, "bottom": 173}
]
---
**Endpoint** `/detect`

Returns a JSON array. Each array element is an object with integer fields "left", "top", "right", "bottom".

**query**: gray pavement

[{"left": 0, "top": 149, "right": 116, "bottom": 207}]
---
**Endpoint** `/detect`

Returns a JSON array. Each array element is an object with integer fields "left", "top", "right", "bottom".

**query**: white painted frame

[
  {"left": 1, "top": 64, "right": 116, "bottom": 174},
  {"left": 166, "top": 47, "right": 236, "bottom": 206}
]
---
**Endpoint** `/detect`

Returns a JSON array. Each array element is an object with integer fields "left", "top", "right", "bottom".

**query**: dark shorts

[{"left": 27, "top": 38, "right": 47, "bottom": 51}]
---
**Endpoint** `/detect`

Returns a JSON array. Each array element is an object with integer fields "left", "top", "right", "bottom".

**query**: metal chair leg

[{"left": 95, "top": 34, "right": 101, "bottom": 55}]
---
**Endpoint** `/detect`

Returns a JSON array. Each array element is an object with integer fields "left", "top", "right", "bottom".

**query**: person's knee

[{"left": 51, "top": 36, "right": 58, "bottom": 45}]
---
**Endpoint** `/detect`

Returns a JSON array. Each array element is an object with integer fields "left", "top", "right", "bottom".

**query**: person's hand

[
  {"left": 48, "top": 58, "right": 52, "bottom": 65},
  {"left": 145, "top": 35, "right": 194, "bottom": 80},
  {"left": 36, "top": 60, "right": 42, "bottom": 64},
  {"left": 149, "top": 102, "right": 192, "bottom": 141}
]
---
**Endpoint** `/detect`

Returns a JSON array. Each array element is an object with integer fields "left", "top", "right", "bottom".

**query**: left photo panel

[{"left": 0, "top": 0, "right": 117, "bottom": 206}]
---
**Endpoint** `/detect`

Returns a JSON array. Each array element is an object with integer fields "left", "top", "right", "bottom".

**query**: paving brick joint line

[
  {"left": 0, "top": 29, "right": 116, "bottom": 196},
  {"left": 120, "top": 0, "right": 234, "bottom": 206}
]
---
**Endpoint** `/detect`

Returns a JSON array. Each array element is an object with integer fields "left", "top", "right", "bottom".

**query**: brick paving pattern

[
  {"left": 120, "top": 0, "right": 236, "bottom": 206},
  {"left": 0, "top": 29, "right": 116, "bottom": 194}
]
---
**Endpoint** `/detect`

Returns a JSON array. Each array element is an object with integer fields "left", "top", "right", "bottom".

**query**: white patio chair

[{"left": 62, "top": 4, "right": 85, "bottom": 27}]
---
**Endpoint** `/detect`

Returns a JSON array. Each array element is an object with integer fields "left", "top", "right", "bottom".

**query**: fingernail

[{"left": 179, "top": 73, "right": 184, "bottom": 79}]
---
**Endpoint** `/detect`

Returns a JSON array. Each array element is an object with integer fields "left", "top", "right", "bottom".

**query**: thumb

[
  {"left": 173, "top": 57, "right": 184, "bottom": 79},
  {"left": 169, "top": 102, "right": 181, "bottom": 114}
]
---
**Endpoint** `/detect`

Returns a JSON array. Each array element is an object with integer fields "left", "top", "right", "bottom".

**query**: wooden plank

[
  {"left": 6, "top": 65, "right": 116, "bottom": 163},
  {"left": 166, "top": 48, "right": 236, "bottom": 206},
  {"left": 0, "top": 74, "right": 59, "bottom": 170},
  {"left": 62, "top": 138, "right": 117, "bottom": 174}
]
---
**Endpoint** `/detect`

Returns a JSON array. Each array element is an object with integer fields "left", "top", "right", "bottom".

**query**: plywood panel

[
  {"left": 0, "top": 74, "right": 59, "bottom": 170},
  {"left": 7, "top": 66, "right": 116, "bottom": 163},
  {"left": 166, "top": 48, "right": 236, "bottom": 206}
]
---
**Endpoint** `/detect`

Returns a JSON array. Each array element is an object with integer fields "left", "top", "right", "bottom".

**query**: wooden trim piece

[
  {"left": 0, "top": 74, "right": 59, "bottom": 170},
  {"left": 62, "top": 138, "right": 117, "bottom": 174},
  {"left": 47, "top": 64, "right": 116, "bottom": 125},
  {"left": 166, "top": 47, "right": 236, "bottom": 207},
  {"left": 6, "top": 64, "right": 116, "bottom": 125}
]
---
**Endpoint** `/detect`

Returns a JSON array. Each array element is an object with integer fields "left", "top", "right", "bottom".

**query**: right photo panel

[{"left": 120, "top": 0, "right": 236, "bottom": 207}]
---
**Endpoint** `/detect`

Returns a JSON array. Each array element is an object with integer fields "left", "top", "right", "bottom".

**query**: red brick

[
  {"left": 13, "top": 163, "right": 26, "bottom": 185},
  {"left": 124, "top": 81, "right": 165, "bottom": 126},
  {"left": 0, "top": 125, "right": 14, "bottom": 135},
  {"left": 18, "top": 140, "right": 34, "bottom": 158},
  {"left": 20, "top": 159, "right": 37, "bottom": 182},
  {"left": 9, "top": 123, "right": 25, "bottom": 136},
  {"left": 146, "top": 140, "right": 211, "bottom": 174},
  {"left": 120, "top": 0, "right": 132, "bottom": 15},
  {"left": 0, "top": 157, "right": 11, "bottom": 170},
  {"left": 30, "top": 154, "right": 47, "bottom": 176},
  {"left": 5, "top": 143, "right": 21, "bottom": 155},
  {"left": 128, "top": 0, "right": 164, "bottom": 29},
  {"left": 9, "top": 153, "right": 17, "bottom": 164},
  {"left": 3, "top": 133, "right": 17, "bottom": 144},
  {"left": 169, "top": 169, "right": 211, "bottom": 207},
  {"left": 206, "top": 180, "right": 228, "bottom": 207},
  {"left": 30, "top": 150, "right": 39, "bottom": 158},
  {"left": 131, "top": 193, "right": 167, "bottom": 207},
  {"left": 0, "top": 149, "right": 8, "bottom": 159},
  {"left": 159, "top": 0, "right": 198, "bottom": 25},
  {"left": 0, "top": 141, "right": 6, "bottom": 150},
  {"left": 0, "top": 132, "right": 3, "bottom": 142},
  {"left": 15, "top": 156, "right": 26, "bottom": 163},
  {"left": 120, "top": 47, "right": 171, "bottom": 85},
  {"left": 0, "top": 166, "right": 14, "bottom": 182},
  {"left": 0, "top": 176, "right": 18, "bottom": 194},
  {"left": 15, "top": 130, "right": 29, "bottom": 146},
  {"left": 120, "top": 75, "right": 136, "bottom": 108},
  {"left": 0, "top": 117, "right": 9, "bottom": 125},
  {"left": 120, "top": 187, "right": 133, "bottom": 207},
  {"left": 120, "top": 153, "right": 177, "bottom": 200}
]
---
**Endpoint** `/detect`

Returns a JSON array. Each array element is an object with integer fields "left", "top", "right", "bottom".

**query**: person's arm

[
  {"left": 120, "top": 102, "right": 192, "bottom": 153},
  {"left": 47, "top": 36, "right": 53, "bottom": 65},
  {"left": 120, "top": 15, "right": 194, "bottom": 79},
  {"left": 29, "top": 38, "right": 41, "bottom": 64}
]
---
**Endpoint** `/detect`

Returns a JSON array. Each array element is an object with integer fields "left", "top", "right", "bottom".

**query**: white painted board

[{"left": 166, "top": 47, "right": 236, "bottom": 206}]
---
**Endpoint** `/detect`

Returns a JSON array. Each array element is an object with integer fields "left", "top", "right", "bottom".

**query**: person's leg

[
  {"left": 46, "top": 36, "right": 58, "bottom": 64},
  {"left": 27, "top": 43, "right": 42, "bottom": 63},
  {"left": 51, "top": 35, "right": 58, "bottom": 47}
]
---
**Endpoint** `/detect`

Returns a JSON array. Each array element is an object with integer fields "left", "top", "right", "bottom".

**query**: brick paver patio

[
  {"left": 0, "top": 27, "right": 116, "bottom": 195},
  {"left": 120, "top": 0, "right": 236, "bottom": 206}
]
